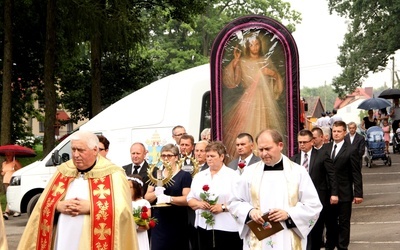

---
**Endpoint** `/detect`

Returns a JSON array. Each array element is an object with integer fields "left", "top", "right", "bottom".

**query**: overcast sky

[{"left": 287, "top": 0, "right": 399, "bottom": 90}]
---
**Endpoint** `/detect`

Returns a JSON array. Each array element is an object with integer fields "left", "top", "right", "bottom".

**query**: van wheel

[{"left": 27, "top": 193, "right": 42, "bottom": 217}]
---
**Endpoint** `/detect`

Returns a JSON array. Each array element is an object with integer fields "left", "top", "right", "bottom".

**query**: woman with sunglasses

[{"left": 145, "top": 144, "right": 192, "bottom": 250}]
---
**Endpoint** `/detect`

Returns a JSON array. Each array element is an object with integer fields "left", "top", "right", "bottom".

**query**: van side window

[
  {"left": 57, "top": 141, "right": 72, "bottom": 163},
  {"left": 200, "top": 91, "right": 211, "bottom": 140}
]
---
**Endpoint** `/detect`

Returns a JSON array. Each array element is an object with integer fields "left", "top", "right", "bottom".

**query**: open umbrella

[
  {"left": 378, "top": 88, "right": 400, "bottom": 99},
  {"left": 357, "top": 97, "right": 392, "bottom": 110},
  {"left": 0, "top": 144, "right": 36, "bottom": 157}
]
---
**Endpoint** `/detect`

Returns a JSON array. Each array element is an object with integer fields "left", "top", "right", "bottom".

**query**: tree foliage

[
  {"left": 328, "top": 0, "right": 400, "bottom": 98},
  {"left": 1, "top": 0, "right": 302, "bottom": 148},
  {"left": 146, "top": 0, "right": 301, "bottom": 77},
  {"left": 0, "top": 0, "right": 45, "bottom": 144},
  {"left": 301, "top": 84, "right": 337, "bottom": 112}
]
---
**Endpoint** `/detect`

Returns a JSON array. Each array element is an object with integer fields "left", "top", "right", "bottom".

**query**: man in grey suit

[
  {"left": 122, "top": 142, "right": 150, "bottom": 196},
  {"left": 227, "top": 133, "right": 260, "bottom": 172}
]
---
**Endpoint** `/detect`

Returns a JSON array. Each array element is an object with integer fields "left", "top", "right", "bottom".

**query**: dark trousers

[
  {"left": 197, "top": 227, "right": 242, "bottom": 250},
  {"left": 307, "top": 206, "right": 327, "bottom": 250},
  {"left": 393, "top": 119, "right": 400, "bottom": 133},
  {"left": 325, "top": 201, "right": 352, "bottom": 250},
  {"left": 189, "top": 225, "right": 199, "bottom": 250},
  {"left": 392, "top": 120, "right": 400, "bottom": 141}
]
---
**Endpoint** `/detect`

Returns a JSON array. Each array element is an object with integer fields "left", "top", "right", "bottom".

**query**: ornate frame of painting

[{"left": 210, "top": 15, "right": 300, "bottom": 157}]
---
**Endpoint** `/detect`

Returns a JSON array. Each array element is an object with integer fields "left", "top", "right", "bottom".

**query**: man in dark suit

[
  {"left": 291, "top": 130, "right": 338, "bottom": 250},
  {"left": 179, "top": 134, "right": 198, "bottom": 250},
  {"left": 194, "top": 140, "right": 209, "bottom": 171},
  {"left": 344, "top": 121, "right": 366, "bottom": 166},
  {"left": 122, "top": 142, "right": 150, "bottom": 196},
  {"left": 325, "top": 121, "right": 363, "bottom": 250},
  {"left": 227, "top": 133, "right": 260, "bottom": 173}
]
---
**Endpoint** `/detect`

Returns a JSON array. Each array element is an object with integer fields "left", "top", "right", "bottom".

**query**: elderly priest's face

[{"left": 71, "top": 139, "right": 98, "bottom": 170}]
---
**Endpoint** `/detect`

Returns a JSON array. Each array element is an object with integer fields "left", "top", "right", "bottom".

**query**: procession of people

[{"left": 0, "top": 118, "right": 369, "bottom": 250}]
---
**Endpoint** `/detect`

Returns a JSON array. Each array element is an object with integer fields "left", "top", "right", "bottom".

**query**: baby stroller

[
  {"left": 392, "top": 128, "right": 400, "bottom": 153},
  {"left": 364, "top": 126, "right": 391, "bottom": 168}
]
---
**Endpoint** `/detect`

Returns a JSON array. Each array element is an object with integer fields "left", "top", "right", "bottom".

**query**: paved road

[{"left": 4, "top": 153, "right": 400, "bottom": 249}]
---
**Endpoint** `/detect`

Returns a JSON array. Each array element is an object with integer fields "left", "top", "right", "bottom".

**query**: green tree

[
  {"left": 301, "top": 84, "right": 337, "bottom": 112},
  {"left": 328, "top": 0, "right": 400, "bottom": 98},
  {"left": 1, "top": 0, "right": 13, "bottom": 145},
  {"left": 1, "top": 0, "right": 43, "bottom": 145},
  {"left": 57, "top": 0, "right": 209, "bottom": 122},
  {"left": 43, "top": 0, "right": 57, "bottom": 155},
  {"left": 146, "top": 0, "right": 301, "bottom": 77}
]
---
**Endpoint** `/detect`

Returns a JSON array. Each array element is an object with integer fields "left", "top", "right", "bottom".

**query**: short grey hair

[
  {"left": 161, "top": 144, "right": 179, "bottom": 156},
  {"left": 70, "top": 131, "right": 99, "bottom": 150},
  {"left": 321, "top": 126, "right": 331, "bottom": 140}
]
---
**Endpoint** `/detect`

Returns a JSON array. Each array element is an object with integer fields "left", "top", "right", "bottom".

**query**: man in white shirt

[
  {"left": 317, "top": 112, "right": 330, "bottom": 128},
  {"left": 328, "top": 109, "right": 342, "bottom": 128},
  {"left": 227, "top": 133, "right": 260, "bottom": 174}
]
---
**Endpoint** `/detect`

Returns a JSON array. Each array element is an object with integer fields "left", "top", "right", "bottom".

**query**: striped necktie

[{"left": 302, "top": 153, "right": 309, "bottom": 171}]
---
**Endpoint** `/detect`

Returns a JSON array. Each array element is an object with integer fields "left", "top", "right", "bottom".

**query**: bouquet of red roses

[{"left": 132, "top": 206, "right": 158, "bottom": 229}]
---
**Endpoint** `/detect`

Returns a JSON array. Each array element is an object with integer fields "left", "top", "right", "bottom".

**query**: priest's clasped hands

[
  {"left": 57, "top": 198, "right": 90, "bottom": 216},
  {"left": 250, "top": 208, "right": 289, "bottom": 224}
]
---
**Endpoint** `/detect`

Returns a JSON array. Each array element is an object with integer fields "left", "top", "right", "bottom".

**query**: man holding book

[{"left": 229, "top": 129, "right": 322, "bottom": 249}]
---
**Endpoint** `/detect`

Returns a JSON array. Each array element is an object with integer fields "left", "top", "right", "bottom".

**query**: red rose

[
  {"left": 141, "top": 206, "right": 148, "bottom": 212},
  {"left": 202, "top": 184, "right": 210, "bottom": 192},
  {"left": 149, "top": 219, "right": 156, "bottom": 228},
  {"left": 238, "top": 162, "right": 246, "bottom": 169},
  {"left": 141, "top": 212, "right": 149, "bottom": 220}
]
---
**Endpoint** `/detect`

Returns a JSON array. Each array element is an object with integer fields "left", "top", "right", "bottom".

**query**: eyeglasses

[
  {"left": 298, "top": 139, "right": 313, "bottom": 145},
  {"left": 161, "top": 154, "right": 176, "bottom": 158},
  {"left": 99, "top": 148, "right": 106, "bottom": 151},
  {"left": 173, "top": 133, "right": 185, "bottom": 137}
]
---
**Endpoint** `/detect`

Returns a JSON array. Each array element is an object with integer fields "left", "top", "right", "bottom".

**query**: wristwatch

[{"left": 221, "top": 204, "right": 226, "bottom": 212}]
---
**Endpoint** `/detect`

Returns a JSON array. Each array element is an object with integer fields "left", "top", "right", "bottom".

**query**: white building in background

[{"left": 334, "top": 87, "right": 374, "bottom": 126}]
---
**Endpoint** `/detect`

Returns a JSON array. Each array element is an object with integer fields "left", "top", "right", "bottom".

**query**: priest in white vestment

[
  {"left": 229, "top": 129, "right": 322, "bottom": 250},
  {"left": 18, "top": 131, "right": 138, "bottom": 250}
]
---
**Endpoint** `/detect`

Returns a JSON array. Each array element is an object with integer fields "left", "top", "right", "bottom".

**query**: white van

[{"left": 7, "top": 64, "right": 211, "bottom": 215}]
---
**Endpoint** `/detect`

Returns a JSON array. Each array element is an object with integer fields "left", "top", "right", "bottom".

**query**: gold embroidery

[
  {"left": 40, "top": 219, "right": 51, "bottom": 236},
  {"left": 51, "top": 182, "right": 66, "bottom": 196},
  {"left": 40, "top": 238, "right": 48, "bottom": 250},
  {"left": 95, "top": 200, "right": 110, "bottom": 221},
  {"left": 95, "top": 242, "right": 109, "bottom": 250},
  {"left": 42, "top": 197, "right": 55, "bottom": 217},
  {"left": 93, "top": 184, "right": 111, "bottom": 199},
  {"left": 94, "top": 223, "right": 111, "bottom": 240}
]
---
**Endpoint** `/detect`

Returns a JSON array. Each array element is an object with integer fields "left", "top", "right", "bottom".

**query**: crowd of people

[{"left": 2, "top": 117, "right": 369, "bottom": 250}]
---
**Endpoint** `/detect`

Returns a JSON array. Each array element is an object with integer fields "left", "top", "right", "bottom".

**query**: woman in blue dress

[{"left": 145, "top": 144, "right": 192, "bottom": 250}]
